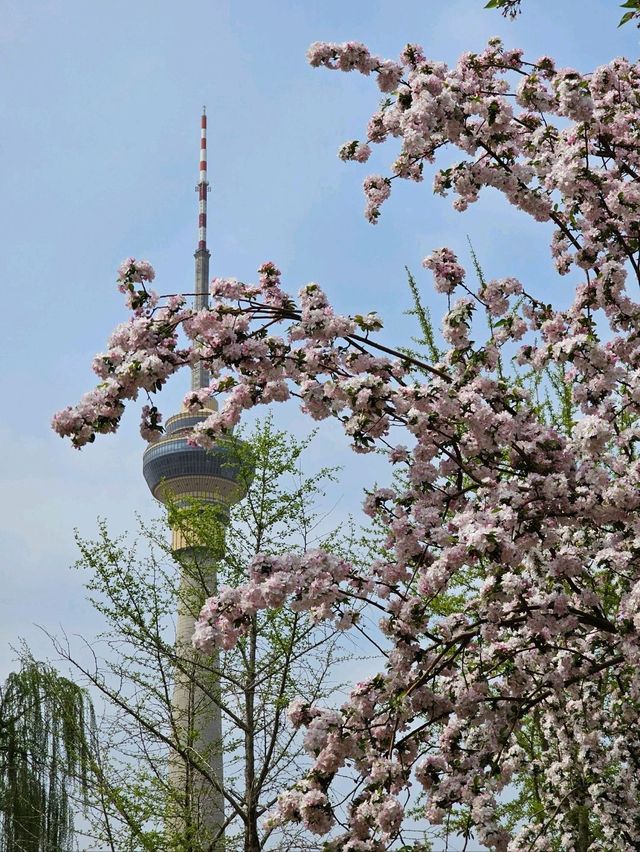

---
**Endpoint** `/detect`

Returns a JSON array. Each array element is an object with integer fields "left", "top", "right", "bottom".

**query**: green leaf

[
  {"left": 620, "top": 0, "right": 640, "bottom": 9},
  {"left": 484, "top": 0, "right": 500, "bottom": 7},
  {"left": 619, "top": 9, "right": 637, "bottom": 25}
]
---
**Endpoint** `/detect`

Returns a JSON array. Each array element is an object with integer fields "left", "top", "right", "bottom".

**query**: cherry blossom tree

[{"left": 54, "top": 29, "right": 640, "bottom": 851}]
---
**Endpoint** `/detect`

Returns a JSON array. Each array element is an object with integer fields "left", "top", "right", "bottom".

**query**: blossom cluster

[
  {"left": 193, "top": 550, "right": 350, "bottom": 651},
  {"left": 52, "top": 259, "right": 188, "bottom": 447}
]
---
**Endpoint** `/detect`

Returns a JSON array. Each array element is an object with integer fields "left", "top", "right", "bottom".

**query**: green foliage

[
  {"left": 402, "top": 267, "right": 443, "bottom": 366},
  {"left": 0, "top": 657, "right": 95, "bottom": 852},
  {"left": 543, "top": 362, "right": 575, "bottom": 435},
  {"left": 483, "top": 0, "right": 522, "bottom": 19},
  {"left": 619, "top": 0, "right": 640, "bottom": 26},
  {"left": 484, "top": 0, "right": 640, "bottom": 26}
]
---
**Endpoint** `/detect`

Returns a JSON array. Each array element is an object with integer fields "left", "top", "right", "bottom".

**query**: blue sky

[{"left": 1, "top": 0, "right": 638, "bottom": 682}]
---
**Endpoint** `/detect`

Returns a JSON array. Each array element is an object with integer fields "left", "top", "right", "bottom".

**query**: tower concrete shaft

[
  {"left": 169, "top": 543, "right": 226, "bottom": 850},
  {"left": 142, "top": 108, "right": 242, "bottom": 849}
]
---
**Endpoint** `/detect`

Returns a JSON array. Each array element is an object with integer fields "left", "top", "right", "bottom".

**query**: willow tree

[{"left": 0, "top": 657, "right": 95, "bottom": 852}]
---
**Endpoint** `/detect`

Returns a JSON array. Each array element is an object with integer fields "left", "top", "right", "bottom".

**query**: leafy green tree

[
  {"left": 0, "top": 657, "right": 95, "bottom": 852},
  {"left": 50, "top": 418, "right": 366, "bottom": 851}
]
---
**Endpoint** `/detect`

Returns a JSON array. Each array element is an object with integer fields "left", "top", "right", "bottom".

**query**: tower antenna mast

[{"left": 193, "top": 105, "right": 212, "bottom": 391}]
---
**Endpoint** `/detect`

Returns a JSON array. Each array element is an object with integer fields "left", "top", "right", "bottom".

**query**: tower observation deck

[{"left": 141, "top": 108, "right": 245, "bottom": 849}]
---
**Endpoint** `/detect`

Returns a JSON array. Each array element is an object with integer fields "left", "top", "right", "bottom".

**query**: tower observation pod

[{"left": 142, "top": 107, "right": 246, "bottom": 850}]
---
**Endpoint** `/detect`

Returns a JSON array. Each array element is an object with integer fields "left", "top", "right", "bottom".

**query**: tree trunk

[{"left": 243, "top": 616, "right": 259, "bottom": 852}]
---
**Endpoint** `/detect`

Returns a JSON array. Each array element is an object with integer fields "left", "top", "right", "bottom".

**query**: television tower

[{"left": 142, "top": 108, "right": 243, "bottom": 848}]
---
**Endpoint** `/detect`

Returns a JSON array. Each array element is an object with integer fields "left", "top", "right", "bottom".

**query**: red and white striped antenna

[
  {"left": 192, "top": 107, "right": 212, "bottom": 392},
  {"left": 197, "top": 105, "right": 210, "bottom": 252}
]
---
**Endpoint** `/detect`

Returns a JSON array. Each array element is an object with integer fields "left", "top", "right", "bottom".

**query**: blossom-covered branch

[{"left": 308, "top": 37, "right": 640, "bottom": 297}]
